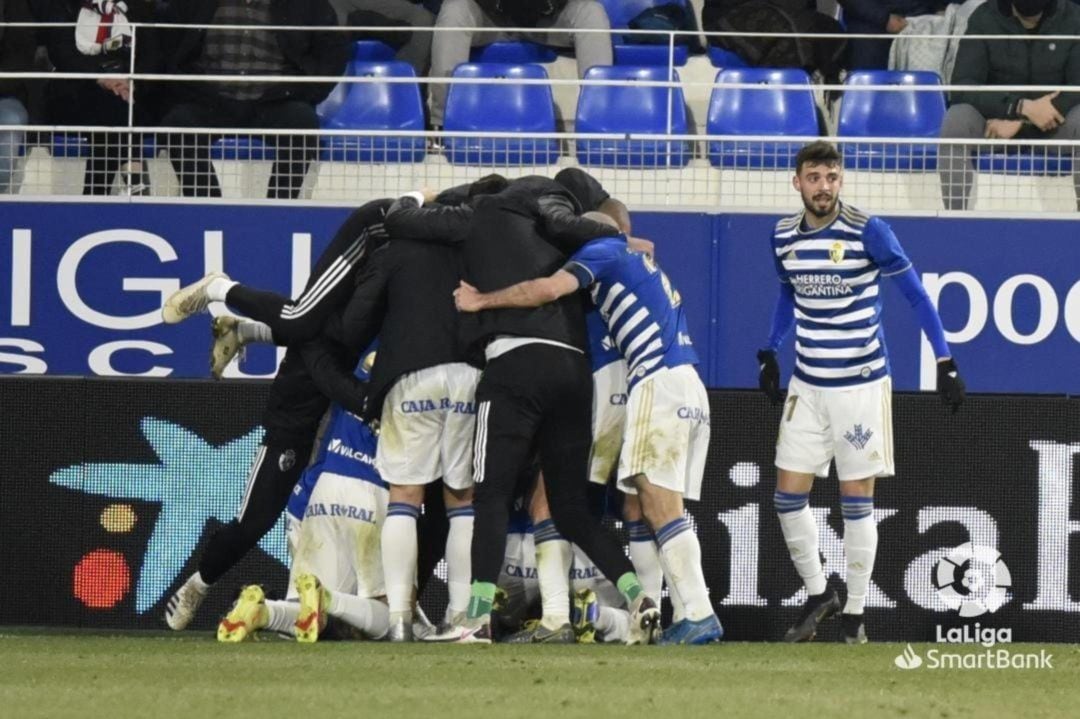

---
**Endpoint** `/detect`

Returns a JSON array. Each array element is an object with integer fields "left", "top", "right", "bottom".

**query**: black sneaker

[
  {"left": 783, "top": 589, "right": 841, "bottom": 642},
  {"left": 505, "top": 620, "right": 576, "bottom": 644},
  {"left": 841, "top": 613, "right": 868, "bottom": 644}
]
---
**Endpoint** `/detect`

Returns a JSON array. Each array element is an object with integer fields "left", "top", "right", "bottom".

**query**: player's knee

[{"left": 389, "top": 483, "right": 425, "bottom": 505}]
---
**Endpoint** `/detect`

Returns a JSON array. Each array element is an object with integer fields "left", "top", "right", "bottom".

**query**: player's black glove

[
  {"left": 936, "top": 358, "right": 965, "bottom": 414},
  {"left": 757, "top": 349, "right": 782, "bottom": 406}
]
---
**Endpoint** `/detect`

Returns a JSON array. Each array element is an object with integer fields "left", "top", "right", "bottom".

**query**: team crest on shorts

[
  {"left": 844, "top": 425, "right": 874, "bottom": 450},
  {"left": 279, "top": 449, "right": 296, "bottom": 472},
  {"left": 829, "top": 242, "right": 845, "bottom": 264}
]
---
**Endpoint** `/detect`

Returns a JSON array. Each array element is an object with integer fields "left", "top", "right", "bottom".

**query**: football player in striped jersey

[{"left": 759, "top": 141, "right": 965, "bottom": 644}]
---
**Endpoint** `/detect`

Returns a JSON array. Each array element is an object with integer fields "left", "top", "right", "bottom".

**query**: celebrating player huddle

[{"left": 159, "top": 142, "right": 964, "bottom": 647}]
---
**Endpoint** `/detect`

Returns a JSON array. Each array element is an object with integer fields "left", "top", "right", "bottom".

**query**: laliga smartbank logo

[{"left": 894, "top": 543, "right": 1053, "bottom": 671}]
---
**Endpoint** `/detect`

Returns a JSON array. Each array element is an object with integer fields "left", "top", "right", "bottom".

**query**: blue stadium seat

[
  {"left": 706, "top": 46, "right": 748, "bottom": 68},
  {"left": 210, "top": 138, "right": 276, "bottom": 161},
  {"left": 443, "top": 63, "right": 560, "bottom": 165},
  {"left": 318, "top": 61, "right": 425, "bottom": 163},
  {"left": 837, "top": 70, "right": 945, "bottom": 171},
  {"left": 470, "top": 41, "right": 557, "bottom": 64},
  {"left": 975, "top": 149, "right": 1073, "bottom": 176},
  {"left": 575, "top": 65, "right": 689, "bottom": 167},
  {"left": 352, "top": 40, "right": 396, "bottom": 62},
  {"left": 600, "top": 0, "right": 692, "bottom": 66},
  {"left": 706, "top": 68, "right": 818, "bottom": 169},
  {"left": 50, "top": 133, "right": 89, "bottom": 158}
]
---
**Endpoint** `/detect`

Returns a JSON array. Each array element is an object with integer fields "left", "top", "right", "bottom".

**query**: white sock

[
  {"left": 264, "top": 599, "right": 299, "bottom": 636},
  {"left": 382, "top": 502, "right": 420, "bottom": 617},
  {"left": 626, "top": 521, "right": 663, "bottom": 602},
  {"left": 656, "top": 518, "right": 713, "bottom": 622},
  {"left": 668, "top": 573, "right": 687, "bottom": 623},
  {"left": 206, "top": 277, "right": 237, "bottom": 303},
  {"left": 446, "top": 507, "right": 474, "bottom": 615},
  {"left": 327, "top": 590, "right": 390, "bottom": 639},
  {"left": 237, "top": 320, "right": 273, "bottom": 345},
  {"left": 841, "top": 496, "right": 878, "bottom": 615},
  {"left": 775, "top": 492, "right": 827, "bottom": 596},
  {"left": 533, "top": 519, "right": 571, "bottom": 628},
  {"left": 186, "top": 571, "right": 210, "bottom": 593},
  {"left": 595, "top": 606, "right": 630, "bottom": 643}
]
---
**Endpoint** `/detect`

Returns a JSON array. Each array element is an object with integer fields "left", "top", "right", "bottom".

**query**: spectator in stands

[
  {"left": 34, "top": 0, "right": 159, "bottom": 195},
  {"left": 939, "top": 0, "right": 1080, "bottom": 210},
  {"left": 0, "top": 0, "right": 36, "bottom": 194},
  {"left": 429, "top": 0, "right": 612, "bottom": 127},
  {"left": 157, "top": 0, "right": 349, "bottom": 199},
  {"left": 839, "top": 1, "right": 960, "bottom": 70},
  {"left": 329, "top": 1, "right": 436, "bottom": 76}
]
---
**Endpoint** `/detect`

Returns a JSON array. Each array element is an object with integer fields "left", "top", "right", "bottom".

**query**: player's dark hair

[
  {"left": 795, "top": 141, "right": 842, "bottom": 175},
  {"left": 468, "top": 173, "right": 510, "bottom": 198}
]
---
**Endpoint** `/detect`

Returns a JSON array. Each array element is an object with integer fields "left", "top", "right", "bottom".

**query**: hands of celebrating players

[
  {"left": 454, "top": 280, "right": 483, "bottom": 312},
  {"left": 936, "top": 357, "right": 965, "bottom": 414},
  {"left": 420, "top": 186, "right": 439, "bottom": 204},
  {"left": 628, "top": 236, "right": 655, "bottom": 258},
  {"left": 756, "top": 349, "right": 782, "bottom": 406}
]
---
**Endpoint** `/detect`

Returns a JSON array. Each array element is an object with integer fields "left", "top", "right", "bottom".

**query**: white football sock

[
  {"left": 656, "top": 518, "right": 713, "bottom": 622},
  {"left": 237, "top": 320, "right": 273, "bottom": 345},
  {"left": 595, "top": 606, "right": 630, "bottom": 643},
  {"left": 842, "top": 497, "right": 878, "bottom": 615},
  {"left": 534, "top": 519, "right": 571, "bottom": 628},
  {"left": 327, "top": 591, "right": 390, "bottom": 639},
  {"left": 382, "top": 503, "right": 420, "bottom": 618},
  {"left": 206, "top": 277, "right": 237, "bottom": 303},
  {"left": 667, "top": 573, "right": 687, "bottom": 623},
  {"left": 264, "top": 599, "right": 299, "bottom": 636},
  {"left": 445, "top": 507, "right": 474, "bottom": 615},
  {"left": 627, "top": 521, "right": 663, "bottom": 602},
  {"left": 776, "top": 496, "right": 827, "bottom": 597}
]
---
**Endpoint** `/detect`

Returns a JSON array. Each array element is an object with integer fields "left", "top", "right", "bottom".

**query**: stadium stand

[{"left": 575, "top": 65, "right": 689, "bottom": 168}]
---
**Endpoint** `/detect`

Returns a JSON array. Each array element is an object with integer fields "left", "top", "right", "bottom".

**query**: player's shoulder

[
  {"left": 774, "top": 211, "right": 802, "bottom": 237},
  {"left": 837, "top": 203, "right": 874, "bottom": 231}
]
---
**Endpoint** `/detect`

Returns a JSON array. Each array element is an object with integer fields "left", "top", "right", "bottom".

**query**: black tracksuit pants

[
  {"left": 223, "top": 204, "right": 387, "bottom": 346},
  {"left": 470, "top": 343, "right": 635, "bottom": 587}
]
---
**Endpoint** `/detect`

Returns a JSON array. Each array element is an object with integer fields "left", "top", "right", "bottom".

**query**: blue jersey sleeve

[
  {"left": 563, "top": 237, "right": 625, "bottom": 288},
  {"left": 863, "top": 217, "right": 912, "bottom": 277}
]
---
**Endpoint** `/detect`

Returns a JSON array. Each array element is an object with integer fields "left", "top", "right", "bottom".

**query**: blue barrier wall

[{"left": 1, "top": 203, "right": 1077, "bottom": 393}]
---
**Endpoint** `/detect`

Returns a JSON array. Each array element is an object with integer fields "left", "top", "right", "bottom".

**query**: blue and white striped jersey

[
  {"left": 585, "top": 307, "right": 622, "bottom": 373},
  {"left": 772, "top": 203, "right": 911, "bottom": 389},
  {"left": 285, "top": 405, "right": 386, "bottom": 522},
  {"left": 564, "top": 237, "right": 698, "bottom": 390}
]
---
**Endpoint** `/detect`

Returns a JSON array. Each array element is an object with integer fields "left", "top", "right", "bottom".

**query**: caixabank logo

[{"left": 894, "top": 543, "right": 1053, "bottom": 671}]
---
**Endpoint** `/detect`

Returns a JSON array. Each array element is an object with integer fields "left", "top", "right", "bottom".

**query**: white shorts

[
  {"left": 375, "top": 362, "right": 481, "bottom": 489},
  {"left": 590, "top": 360, "right": 628, "bottom": 485},
  {"left": 617, "top": 365, "right": 711, "bottom": 501},
  {"left": 290, "top": 472, "right": 388, "bottom": 598},
  {"left": 776, "top": 375, "right": 895, "bottom": 481}
]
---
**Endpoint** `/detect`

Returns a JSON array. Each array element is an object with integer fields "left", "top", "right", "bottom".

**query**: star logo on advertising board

[{"left": 50, "top": 418, "right": 287, "bottom": 613}]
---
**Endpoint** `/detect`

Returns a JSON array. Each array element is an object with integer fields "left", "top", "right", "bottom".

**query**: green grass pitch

[{"left": 1, "top": 632, "right": 1077, "bottom": 719}]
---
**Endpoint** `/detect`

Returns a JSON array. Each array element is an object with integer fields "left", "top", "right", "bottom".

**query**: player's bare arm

[{"left": 454, "top": 271, "right": 582, "bottom": 313}]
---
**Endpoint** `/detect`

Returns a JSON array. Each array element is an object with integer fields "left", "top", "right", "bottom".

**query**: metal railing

[{"left": 0, "top": 22, "right": 1077, "bottom": 214}]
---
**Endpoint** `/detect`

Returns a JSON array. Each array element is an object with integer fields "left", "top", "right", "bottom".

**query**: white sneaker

[
  {"left": 165, "top": 577, "right": 209, "bottom": 631},
  {"left": 210, "top": 316, "right": 245, "bottom": 379},
  {"left": 424, "top": 615, "right": 492, "bottom": 644},
  {"left": 626, "top": 595, "right": 662, "bottom": 646},
  {"left": 162, "top": 272, "right": 228, "bottom": 324}
]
